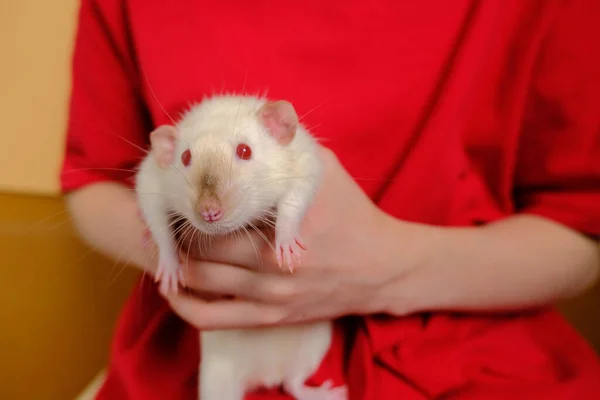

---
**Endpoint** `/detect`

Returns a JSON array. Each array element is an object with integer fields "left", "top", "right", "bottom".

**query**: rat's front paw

[
  {"left": 286, "top": 380, "right": 348, "bottom": 400},
  {"left": 275, "top": 227, "right": 306, "bottom": 272},
  {"left": 155, "top": 258, "right": 181, "bottom": 295}
]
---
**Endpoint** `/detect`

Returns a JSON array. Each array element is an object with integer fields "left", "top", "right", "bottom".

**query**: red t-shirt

[{"left": 61, "top": 1, "right": 600, "bottom": 399}]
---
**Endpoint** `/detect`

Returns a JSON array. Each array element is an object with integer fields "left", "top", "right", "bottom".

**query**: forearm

[
  {"left": 66, "top": 181, "right": 157, "bottom": 274},
  {"left": 376, "top": 213, "right": 600, "bottom": 315}
]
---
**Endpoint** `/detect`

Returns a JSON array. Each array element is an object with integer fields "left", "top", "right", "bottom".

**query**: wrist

[{"left": 361, "top": 208, "right": 440, "bottom": 316}]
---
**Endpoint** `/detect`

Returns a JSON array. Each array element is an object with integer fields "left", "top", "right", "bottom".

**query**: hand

[{"left": 161, "top": 147, "right": 420, "bottom": 330}]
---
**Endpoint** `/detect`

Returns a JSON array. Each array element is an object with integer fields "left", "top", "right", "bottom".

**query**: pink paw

[
  {"left": 290, "top": 380, "right": 348, "bottom": 400},
  {"left": 276, "top": 236, "right": 306, "bottom": 272},
  {"left": 155, "top": 260, "right": 180, "bottom": 295}
]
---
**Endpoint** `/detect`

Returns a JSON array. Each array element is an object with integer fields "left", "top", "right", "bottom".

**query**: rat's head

[{"left": 150, "top": 96, "right": 299, "bottom": 235}]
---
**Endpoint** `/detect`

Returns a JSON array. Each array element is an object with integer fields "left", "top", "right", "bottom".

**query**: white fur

[{"left": 135, "top": 95, "right": 346, "bottom": 400}]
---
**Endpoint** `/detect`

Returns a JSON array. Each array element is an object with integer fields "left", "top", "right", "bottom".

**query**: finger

[
  {"left": 163, "top": 293, "right": 285, "bottom": 330},
  {"left": 181, "top": 261, "right": 299, "bottom": 304},
  {"left": 180, "top": 286, "right": 232, "bottom": 302}
]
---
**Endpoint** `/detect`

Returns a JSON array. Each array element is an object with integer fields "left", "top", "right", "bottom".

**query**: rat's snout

[
  {"left": 195, "top": 171, "right": 224, "bottom": 223},
  {"left": 196, "top": 196, "right": 223, "bottom": 223},
  {"left": 196, "top": 198, "right": 223, "bottom": 222}
]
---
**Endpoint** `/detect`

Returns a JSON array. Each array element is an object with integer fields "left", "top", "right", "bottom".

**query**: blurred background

[
  {"left": 0, "top": 1, "right": 598, "bottom": 399},
  {"left": 0, "top": 2, "right": 139, "bottom": 399}
]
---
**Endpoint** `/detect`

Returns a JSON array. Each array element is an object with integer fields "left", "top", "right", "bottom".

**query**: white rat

[{"left": 135, "top": 94, "right": 347, "bottom": 400}]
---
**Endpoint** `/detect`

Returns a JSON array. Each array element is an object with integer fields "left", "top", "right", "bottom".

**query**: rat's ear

[
  {"left": 258, "top": 100, "right": 298, "bottom": 146},
  {"left": 149, "top": 125, "right": 178, "bottom": 168}
]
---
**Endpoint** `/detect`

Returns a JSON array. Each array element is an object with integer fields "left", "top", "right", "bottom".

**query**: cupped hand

[{"left": 161, "top": 146, "right": 415, "bottom": 330}]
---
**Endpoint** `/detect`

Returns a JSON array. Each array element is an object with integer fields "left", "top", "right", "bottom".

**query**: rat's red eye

[
  {"left": 181, "top": 149, "right": 192, "bottom": 166},
  {"left": 236, "top": 143, "right": 252, "bottom": 160}
]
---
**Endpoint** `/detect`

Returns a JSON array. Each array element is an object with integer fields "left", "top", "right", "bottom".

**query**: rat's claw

[
  {"left": 158, "top": 271, "right": 178, "bottom": 296},
  {"left": 156, "top": 260, "right": 180, "bottom": 296},
  {"left": 284, "top": 380, "right": 348, "bottom": 400},
  {"left": 295, "top": 237, "right": 307, "bottom": 250},
  {"left": 275, "top": 222, "right": 306, "bottom": 272},
  {"left": 284, "top": 245, "right": 295, "bottom": 273},
  {"left": 276, "top": 238, "right": 305, "bottom": 273},
  {"left": 276, "top": 245, "right": 284, "bottom": 269}
]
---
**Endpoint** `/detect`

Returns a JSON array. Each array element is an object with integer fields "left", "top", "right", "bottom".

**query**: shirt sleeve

[
  {"left": 59, "top": 0, "right": 151, "bottom": 194},
  {"left": 514, "top": 0, "right": 600, "bottom": 238}
]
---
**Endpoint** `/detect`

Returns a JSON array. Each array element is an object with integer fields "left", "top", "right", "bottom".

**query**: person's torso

[{"left": 124, "top": 0, "right": 560, "bottom": 226}]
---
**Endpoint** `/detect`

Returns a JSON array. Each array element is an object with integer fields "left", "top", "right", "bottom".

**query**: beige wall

[
  {"left": 0, "top": 1, "right": 80, "bottom": 195},
  {"left": 0, "top": 4, "right": 140, "bottom": 399},
  {"left": 0, "top": 193, "right": 139, "bottom": 399}
]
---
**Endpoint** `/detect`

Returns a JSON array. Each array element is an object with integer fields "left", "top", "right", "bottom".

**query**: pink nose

[{"left": 200, "top": 208, "right": 222, "bottom": 222}]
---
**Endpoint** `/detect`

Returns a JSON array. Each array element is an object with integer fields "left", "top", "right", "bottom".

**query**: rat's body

[
  {"left": 200, "top": 320, "right": 338, "bottom": 399},
  {"left": 135, "top": 95, "right": 347, "bottom": 400}
]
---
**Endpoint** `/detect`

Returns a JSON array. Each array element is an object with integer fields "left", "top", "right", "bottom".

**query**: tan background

[
  {"left": 0, "top": 0, "right": 80, "bottom": 195},
  {"left": 0, "top": 1, "right": 141, "bottom": 399},
  {"left": 0, "top": 1, "right": 598, "bottom": 399}
]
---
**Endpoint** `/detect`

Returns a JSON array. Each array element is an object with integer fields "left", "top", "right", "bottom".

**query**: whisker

[
  {"left": 71, "top": 246, "right": 100, "bottom": 268},
  {"left": 104, "top": 129, "right": 150, "bottom": 156},
  {"left": 140, "top": 63, "right": 177, "bottom": 126},
  {"left": 303, "top": 123, "right": 324, "bottom": 134},
  {"left": 184, "top": 227, "right": 200, "bottom": 281},
  {"left": 172, "top": 219, "right": 191, "bottom": 239},
  {"left": 247, "top": 221, "right": 274, "bottom": 252},
  {"left": 61, "top": 167, "right": 140, "bottom": 175},
  {"left": 179, "top": 223, "right": 196, "bottom": 283},
  {"left": 229, "top": 71, "right": 248, "bottom": 183},
  {"left": 167, "top": 163, "right": 195, "bottom": 190},
  {"left": 168, "top": 215, "right": 188, "bottom": 230},
  {"left": 242, "top": 225, "right": 262, "bottom": 270},
  {"left": 106, "top": 257, "right": 134, "bottom": 288},
  {"left": 46, "top": 217, "right": 77, "bottom": 232},
  {"left": 66, "top": 117, "right": 149, "bottom": 161},
  {"left": 298, "top": 99, "right": 329, "bottom": 122},
  {"left": 196, "top": 230, "right": 206, "bottom": 258},
  {"left": 29, "top": 208, "right": 71, "bottom": 230},
  {"left": 255, "top": 217, "right": 276, "bottom": 229},
  {"left": 105, "top": 233, "right": 149, "bottom": 288},
  {"left": 240, "top": 174, "right": 321, "bottom": 189}
]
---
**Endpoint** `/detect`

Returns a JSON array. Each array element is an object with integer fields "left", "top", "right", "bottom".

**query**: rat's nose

[
  {"left": 196, "top": 195, "right": 223, "bottom": 223},
  {"left": 200, "top": 208, "right": 223, "bottom": 222}
]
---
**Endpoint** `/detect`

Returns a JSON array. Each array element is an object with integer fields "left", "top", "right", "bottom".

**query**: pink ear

[
  {"left": 149, "top": 125, "right": 178, "bottom": 168},
  {"left": 258, "top": 100, "right": 298, "bottom": 146}
]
